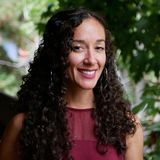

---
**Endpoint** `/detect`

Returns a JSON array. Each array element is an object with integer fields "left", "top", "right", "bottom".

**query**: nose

[{"left": 83, "top": 48, "right": 96, "bottom": 65}]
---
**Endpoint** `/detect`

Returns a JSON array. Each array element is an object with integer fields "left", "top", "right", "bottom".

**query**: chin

[{"left": 79, "top": 83, "right": 97, "bottom": 90}]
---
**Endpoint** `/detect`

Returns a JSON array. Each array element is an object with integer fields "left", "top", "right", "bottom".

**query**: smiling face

[{"left": 67, "top": 18, "right": 106, "bottom": 90}]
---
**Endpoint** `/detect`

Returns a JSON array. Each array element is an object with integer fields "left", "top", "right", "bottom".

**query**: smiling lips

[{"left": 78, "top": 69, "right": 97, "bottom": 79}]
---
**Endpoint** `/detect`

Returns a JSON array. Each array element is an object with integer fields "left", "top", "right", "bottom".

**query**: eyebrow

[{"left": 72, "top": 39, "right": 105, "bottom": 43}]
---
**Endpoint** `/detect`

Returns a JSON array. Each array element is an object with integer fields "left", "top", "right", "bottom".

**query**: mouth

[{"left": 78, "top": 69, "right": 97, "bottom": 79}]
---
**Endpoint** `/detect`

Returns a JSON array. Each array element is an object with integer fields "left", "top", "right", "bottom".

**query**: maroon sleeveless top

[{"left": 66, "top": 107, "right": 124, "bottom": 160}]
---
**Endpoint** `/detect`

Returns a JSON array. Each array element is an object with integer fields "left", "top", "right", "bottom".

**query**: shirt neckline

[{"left": 66, "top": 106, "right": 94, "bottom": 112}]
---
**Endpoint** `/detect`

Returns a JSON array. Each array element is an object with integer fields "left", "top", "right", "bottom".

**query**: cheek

[
  {"left": 68, "top": 53, "right": 83, "bottom": 69},
  {"left": 100, "top": 55, "right": 106, "bottom": 68},
  {"left": 66, "top": 66, "right": 75, "bottom": 82},
  {"left": 67, "top": 54, "right": 80, "bottom": 78}
]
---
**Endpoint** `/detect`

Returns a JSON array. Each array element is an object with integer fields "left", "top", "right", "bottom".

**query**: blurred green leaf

[{"left": 147, "top": 122, "right": 160, "bottom": 132}]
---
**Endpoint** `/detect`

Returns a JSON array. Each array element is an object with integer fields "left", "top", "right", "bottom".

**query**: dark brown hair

[{"left": 17, "top": 7, "right": 136, "bottom": 160}]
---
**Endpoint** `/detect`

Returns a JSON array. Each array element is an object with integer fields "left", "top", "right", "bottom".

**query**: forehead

[{"left": 73, "top": 18, "right": 106, "bottom": 40}]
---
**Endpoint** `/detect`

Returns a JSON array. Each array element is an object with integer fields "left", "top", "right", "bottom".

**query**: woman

[{"left": 0, "top": 8, "right": 143, "bottom": 160}]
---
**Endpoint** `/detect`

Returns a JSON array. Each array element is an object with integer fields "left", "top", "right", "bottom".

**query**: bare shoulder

[
  {"left": 0, "top": 113, "right": 25, "bottom": 160},
  {"left": 125, "top": 115, "right": 144, "bottom": 160},
  {"left": 10, "top": 113, "right": 26, "bottom": 130},
  {"left": 1, "top": 112, "right": 25, "bottom": 140},
  {"left": 3, "top": 113, "right": 25, "bottom": 138}
]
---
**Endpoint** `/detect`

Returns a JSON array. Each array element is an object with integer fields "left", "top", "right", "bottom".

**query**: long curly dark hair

[{"left": 17, "top": 8, "right": 136, "bottom": 160}]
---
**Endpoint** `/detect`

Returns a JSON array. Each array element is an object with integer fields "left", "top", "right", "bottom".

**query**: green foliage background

[{"left": 0, "top": 0, "right": 160, "bottom": 159}]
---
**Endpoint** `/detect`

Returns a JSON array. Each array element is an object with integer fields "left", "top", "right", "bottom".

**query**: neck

[{"left": 65, "top": 87, "right": 94, "bottom": 109}]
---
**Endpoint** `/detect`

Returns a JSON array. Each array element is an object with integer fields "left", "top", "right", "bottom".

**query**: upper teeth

[{"left": 81, "top": 70, "right": 95, "bottom": 75}]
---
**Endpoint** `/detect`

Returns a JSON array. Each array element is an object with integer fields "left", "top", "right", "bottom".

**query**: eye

[
  {"left": 72, "top": 44, "right": 85, "bottom": 53},
  {"left": 72, "top": 46, "right": 81, "bottom": 51},
  {"left": 95, "top": 46, "right": 105, "bottom": 52}
]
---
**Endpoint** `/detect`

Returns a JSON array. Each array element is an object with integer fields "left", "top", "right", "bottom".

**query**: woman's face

[{"left": 67, "top": 18, "right": 106, "bottom": 90}]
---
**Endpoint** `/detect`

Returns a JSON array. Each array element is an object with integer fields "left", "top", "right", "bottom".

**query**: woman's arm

[
  {"left": 0, "top": 113, "right": 25, "bottom": 160},
  {"left": 125, "top": 116, "right": 144, "bottom": 160}
]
